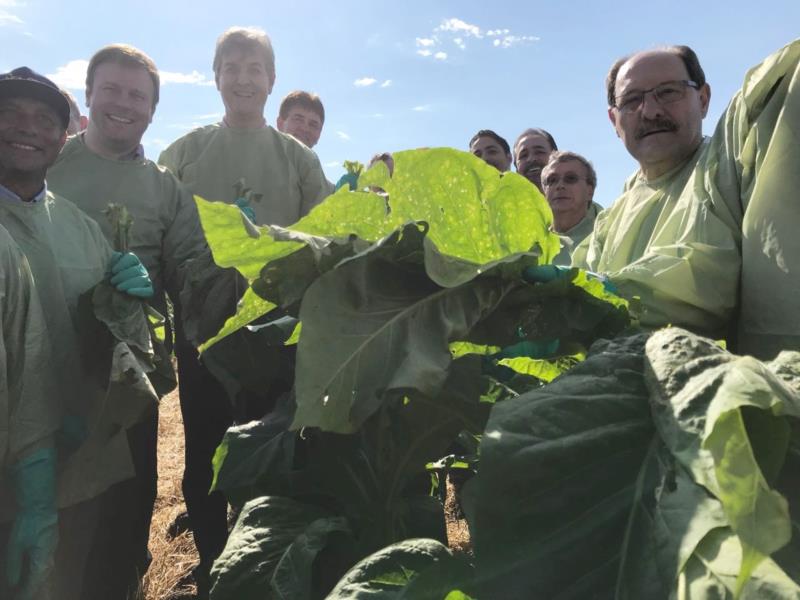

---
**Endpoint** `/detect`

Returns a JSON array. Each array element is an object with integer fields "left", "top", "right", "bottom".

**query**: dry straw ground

[{"left": 142, "top": 389, "right": 472, "bottom": 600}]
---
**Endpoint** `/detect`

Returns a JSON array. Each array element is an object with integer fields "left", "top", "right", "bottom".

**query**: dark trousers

[
  {"left": 175, "top": 330, "right": 232, "bottom": 575},
  {"left": 80, "top": 408, "right": 159, "bottom": 600}
]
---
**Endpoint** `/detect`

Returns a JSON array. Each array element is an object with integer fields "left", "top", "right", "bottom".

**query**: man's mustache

[{"left": 636, "top": 118, "right": 678, "bottom": 139}]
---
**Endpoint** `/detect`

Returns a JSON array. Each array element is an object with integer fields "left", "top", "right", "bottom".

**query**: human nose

[{"left": 640, "top": 90, "right": 665, "bottom": 119}]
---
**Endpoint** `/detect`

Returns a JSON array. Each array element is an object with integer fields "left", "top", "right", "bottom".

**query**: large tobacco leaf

[
  {"left": 466, "top": 328, "right": 800, "bottom": 597},
  {"left": 209, "top": 495, "right": 349, "bottom": 600},
  {"left": 292, "top": 224, "right": 519, "bottom": 434},
  {"left": 327, "top": 538, "right": 474, "bottom": 599},
  {"left": 195, "top": 148, "right": 561, "bottom": 349}
]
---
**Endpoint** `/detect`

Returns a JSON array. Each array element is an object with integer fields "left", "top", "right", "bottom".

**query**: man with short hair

[
  {"left": 513, "top": 127, "right": 557, "bottom": 191},
  {"left": 469, "top": 129, "right": 512, "bottom": 172},
  {"left": 159, "top": 27, "right": 331, "bottom": 592},
  {"left": 276, "top": 90, "right": 324, "bottom": 148},
  {"left": 567, "top": 45, "right": 740, "bottom": 337},
  {"left": 0, "top": 66, "right": 155, "bottom": 600},
  {"left": 46, "top": 44, "right": 234, "bottom": 599},
  {"left": 540, "top": 151, "right": 603, "bottom": 265}
]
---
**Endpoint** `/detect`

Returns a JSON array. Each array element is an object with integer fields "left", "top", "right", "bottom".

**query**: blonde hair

[
  {"left": 86, "top": 44, "right": 160, "bottom": 108},
  {"left": 213, "top": 27, "right": 275, "bottom": 82}
]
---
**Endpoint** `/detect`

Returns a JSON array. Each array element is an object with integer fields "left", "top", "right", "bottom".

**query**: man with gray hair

[{"left": 540, "top": 151, "right": 603, "bottom": 265}]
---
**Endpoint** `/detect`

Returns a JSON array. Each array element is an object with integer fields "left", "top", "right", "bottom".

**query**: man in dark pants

[{"left": 47, "top": 44, "right": 236, "bottom": 599}]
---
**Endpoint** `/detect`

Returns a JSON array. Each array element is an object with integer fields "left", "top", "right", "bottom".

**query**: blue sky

[{"left": 2, "top": 0, "right": 798, "bottom": 205}]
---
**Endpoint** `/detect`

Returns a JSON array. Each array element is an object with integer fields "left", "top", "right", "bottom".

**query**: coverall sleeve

[
  {"left": 0, "top": 230, "right": 58, "bottom": 468},
  {"left": 298, "top": 150, "right": 333, "bottom": 216}
]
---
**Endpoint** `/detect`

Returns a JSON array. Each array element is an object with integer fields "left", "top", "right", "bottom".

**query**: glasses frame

[
  {"left": 542, "top": 173, "right": 592, "bottom": 189},
  {"left": 613, "top": 79, "right": 699, "bottom": 114}
]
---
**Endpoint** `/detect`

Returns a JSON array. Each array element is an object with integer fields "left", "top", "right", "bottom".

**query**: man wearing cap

[
  {"left": 45, "top": 44, "right": 238, "bottom": 599},
  {"left": 0, "top": 66, "right": 155, "bottom": 600}
]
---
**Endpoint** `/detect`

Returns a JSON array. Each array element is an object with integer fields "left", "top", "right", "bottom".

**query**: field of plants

[{"left": 186, "top": 148, "right": 800, "bottom": 599}]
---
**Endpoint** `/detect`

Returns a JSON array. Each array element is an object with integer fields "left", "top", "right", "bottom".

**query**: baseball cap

[{"left": 0, "top": 66, "right": 70, "bottom": 129}]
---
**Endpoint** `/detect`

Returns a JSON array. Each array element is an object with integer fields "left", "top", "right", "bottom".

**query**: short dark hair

[
  {"left": 469, "top": 129, "right": 510, "bottom": 155},
  {"left": 513, "top": 127, "right": 558, "bottom": 156},
  {"left": 606, "top": 45, "right": 706, "bottom": 107},
  {"left": 278, "top": 90, "right": 325, "bottom": 124},
  {"left": 86, "top": 44, "right": 160, "bottom": 109}
]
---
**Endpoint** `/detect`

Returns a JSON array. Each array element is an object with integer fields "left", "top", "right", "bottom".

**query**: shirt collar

[
  {"left": 0, "top": 181, "right": 47, "bottom": 203},
  {"left": 221, "top": 116, "right": 268, "bottom": 129}
]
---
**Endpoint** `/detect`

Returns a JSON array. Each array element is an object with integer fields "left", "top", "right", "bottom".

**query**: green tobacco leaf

[
  {"left": 197, "top": 148, "right": 561, "bottom": 347},
  {"left": 200, "top": 286, "right": 275, "bottom": 352},
  {"left": 466, "top": 333, "right": 657, "bottom": 598},
  {"left": 292, "top": 224, "right": 516, "bottom": 433},
  {"left": 327, "top": 538, "right": 474, "bottom": 599},
  {"left": 644, "top": 328, "right": 800, "bottom": 585},
  {"left": 209, "top": 496, "right": 334, "bottom": 600},
  {"left": 92, "top": 282, "right": 152, "bottom": 356},
  {"left": 210, "top": 395, "right": 296, "bottom": 505}
]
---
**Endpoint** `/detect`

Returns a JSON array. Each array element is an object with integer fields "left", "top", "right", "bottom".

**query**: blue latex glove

[
  {"left": 6, "top": 446, "right": 58, "bottom": 600},
  {"left": 234, "top": 197, "right": 257, "bottom": 223},
  {"left": 57, "top": 413, "right": 88, "bottom": 454},
  {"left": 493, "top": 339, "right": 561, "bottom": 360},
  {"left": 109, "top": 251, "right": 154, "bottom": 298},
  {"left": 334, "top": 172, "right": 359, "bottom": 192},
  {"left": 522, "top": 264, "right": 618, "bottom": 294}
]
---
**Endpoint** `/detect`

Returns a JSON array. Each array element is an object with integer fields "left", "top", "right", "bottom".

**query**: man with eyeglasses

[{"left": 540, "top": 151, "right": 603, "bottom": 265}]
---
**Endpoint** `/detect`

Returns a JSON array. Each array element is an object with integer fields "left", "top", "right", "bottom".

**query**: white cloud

[
  {"left": 436, "top": 17, "right": 482, "bottom": 38},
  {"left": 486, "top": 29, "right": 510, "bottom": 36},
  {"left": 380, "top": 79, "right": 392, "bottom": 88},
  {"left": 143, "top": 138, "right": 169, "bottom": 151},
  {"left": 369, "top": 113, "right": 384, "bottom": 118},
  {"left": 416, "top": 49, "right": 432, "bottom": 57},
  {"left": 434, "top": 52, "right": 448, "bottom": 61},
  {"left": 412, "top": 104, "right": 432, "bottom": 112},
  {"left": 416, "top": 37, "right": 436, "bottom": 47},
  {"left": 336, "top": 131, "right": 351, "bottom": 141},
  {"left": 495, "top": 34, "right": 540, "bottom": 48},
  {"left": 453, "top": 37, "right": 466, "bottom": 50},
  {"left": 47, "top": 59, "right": 89, "bottom": 90},
  {"left": 192, "top": 112, "right": 223, "bottom": 120},
  {"left": 0, "top": 0, "right": 23, "bottom": 26},
  {"left": 493, "top": 39, "right": 500, "bottom": 47},
  {"left": 354, "top": 77, "right": 377, "bottom": 87},
  {"left": 324, "top": 160, "right": 341, "bottom": 168},
  {"left": 160, "top": 70, "right": 214, "bottom": 86}
]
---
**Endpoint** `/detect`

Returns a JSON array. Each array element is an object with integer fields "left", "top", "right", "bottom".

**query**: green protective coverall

[
  {"left": 158, "top": 124, "right": 332, "bottom": 226},
  {"left": 0, "top": 191, "right": 136, "bottom": 514},
  {"left": 573, "top": 39, "right": 800, "bottom": 356},
  {"left": 48, "top": 135, "right": 217, "bottom": 325},
  {"left": 706, "top": 39, "right": 800, "bottom": 359},
  {"left": 552, "top": 201, "right": 603, "bottom": 266},
  {"left": 0, "top": 225, "right": 57, "bottom": 500}
]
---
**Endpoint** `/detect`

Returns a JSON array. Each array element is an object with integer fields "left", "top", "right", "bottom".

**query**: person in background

[
  {"left": 60, "top": 89, "right": 87, "bottom": 135},
  {"left": 276, "top": 90, "right": 324, "bottom": 148},
  {"left": 540, "top": 151, "right": 603, "bottom": 265},
  {"left": 159, "top": 26, "right": 330, "bottom": 596},
  {"left": 513, "top": 127, "right": 557, "bottom": 191},
  {"left": 0, "top": 66, "right": 154, "bottom": 600},
  {"left": 469, "top": 129, "right": 512, "bottom": 172},
  {"left": 46, "top": 45, "right": 236, "bottom": 600}
]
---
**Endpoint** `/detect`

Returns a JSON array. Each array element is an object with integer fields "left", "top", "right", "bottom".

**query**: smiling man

[
  {"left": 469, "top": 129, "right": 512, "bottom": 172},
  {"left": 541, "top": 151, "right": 603, "bottom": 265},
  {"left": 0, "top": 66, "right": 157, "bottom": 600},
  {"left": 276, "top": 90, "right": 325, "bottom": 148},
  {"left": 513, "top": 127, "right": 557, "bottom": 191},
  {"left": 158, "top": 27, "right": 331, "bottom": 595},
  {"left": 568, "top": 46, "right": 740, "bottom": 336},
  {"left": 45, "top": 44, "right": 237, "bottom": 600}
]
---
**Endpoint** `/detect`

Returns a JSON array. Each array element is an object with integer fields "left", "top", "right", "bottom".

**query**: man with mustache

[
  {"left": 513, "top": 127, "right": 557, "bottom": 191},
  {"left": 565, "top": 46, "right": 740, "bottom": 338}
]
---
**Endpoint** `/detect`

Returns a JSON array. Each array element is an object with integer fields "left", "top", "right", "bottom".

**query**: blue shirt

[{"left": 0, "top": 181, "right": 47, "bottom": 204}]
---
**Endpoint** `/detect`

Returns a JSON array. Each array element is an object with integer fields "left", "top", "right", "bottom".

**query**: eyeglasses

[
  {"left": 543, "top": 173, "right": 590, "bottom": 188},
  {"left": 614, "top": 80, "right": 699, "bottom": 114}
]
